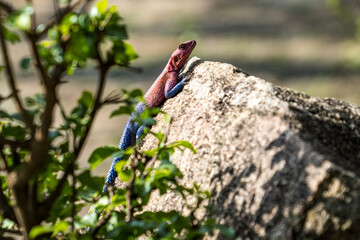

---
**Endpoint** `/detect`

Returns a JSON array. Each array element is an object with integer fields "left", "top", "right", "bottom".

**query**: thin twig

[
  {"left": 125, "top": 151, "right": 137, "bottom": 222},
  {"left": 0, "top": 92, "right": 14, "bottom": 102},
  {"left": 26, "top": 0, "right": 49, "bottom": 89},
  {"left": 25, "top": 0, "right": 36, "bottom": 31},
  {"left": 0, "top": 21, "right": 34, "bottom": 132},
  {"left": 26, "top": 33, "right": 49, "bottom": 89},
  {"left": 37, "top": 0, "right": 85, "bottom": 38},
  {"left": 92, "top": 210, "right": 112, "bottom": 238},
  {"left": 71, "top": 162, "right": 76, "bottom": 232},
  {"left": 92, "top": 187, "right": 113, "bottom": 238},
  {"left": 74, "top": 46, "right": 109, "bottom": 158},
  {"left": 101, "top": 91, "right": 125, "bottom": 105},
  {"left": 0, "top": 228, "right": 22, "bottom": 235},
  {"left": 79, "top": 0, "right": 93, "bottom": 13},
  {"left": 0, "top": 136, "right": 31, "bottom": 149}
]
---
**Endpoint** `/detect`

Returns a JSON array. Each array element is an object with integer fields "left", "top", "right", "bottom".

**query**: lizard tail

[
  {"left": 103, "top": 103, "right": 146, "bottom": 193},
  {"left": 103, "top": 119, "right": 136, "bottom": 193}
]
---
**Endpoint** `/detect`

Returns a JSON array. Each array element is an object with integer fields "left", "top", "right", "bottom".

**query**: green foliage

[
  {"left": 88, "top": 146, "right": 120, "bottom": 170},
  {"left": 7, "top": 5, "right": 34, "bottom": 31},
  {"left": 0, "top": 0, "right": 232, "bottom": 239},
  {"left": 2, "top": 26, "right": 20, "bottom": 43}
]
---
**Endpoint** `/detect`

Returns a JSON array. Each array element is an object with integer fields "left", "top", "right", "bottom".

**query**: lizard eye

[
  {"left": 174, "top": 56, "right": 179, "bottom": 62},
  {"left": 179, "top": 44, "right": 186, "bottom": 50}
]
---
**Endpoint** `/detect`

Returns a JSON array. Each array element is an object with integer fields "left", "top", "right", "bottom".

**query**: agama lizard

[{"left": 103, "top": 40, "right": 197, "bottom": 192}]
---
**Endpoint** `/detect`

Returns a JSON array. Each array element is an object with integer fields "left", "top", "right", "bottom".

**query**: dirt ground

[{"left": 1, "top": 0, "right": 359, "bottom": 175}]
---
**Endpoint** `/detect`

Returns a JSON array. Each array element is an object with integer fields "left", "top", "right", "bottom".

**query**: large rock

[{"left": 140, "top": 57, "right": 360, "bottom": 239}]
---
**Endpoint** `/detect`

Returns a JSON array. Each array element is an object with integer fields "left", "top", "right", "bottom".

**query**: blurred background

[{"left": 1, "top": 0, "right": 360, "bottom": 174}]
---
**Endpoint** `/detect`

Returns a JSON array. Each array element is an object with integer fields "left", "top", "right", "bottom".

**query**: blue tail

[{"left": 103, "top": 103, "right": 146, "bottom": 193}]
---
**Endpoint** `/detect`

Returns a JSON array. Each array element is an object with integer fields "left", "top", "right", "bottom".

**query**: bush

[{"left": 0, "top": 0, "right": 234, "bottom": 239}]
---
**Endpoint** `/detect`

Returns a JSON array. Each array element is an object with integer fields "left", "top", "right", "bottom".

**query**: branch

[
  {"left": 125, "top": 159, "right": 136, "bottom": 222},
  {"left": 0, "top": 21, "right": 34, "bottom": 132},
  {"left": 0, "top": 92, "right": 14, "bottom": 102},
  {"left": 7, "top": 62, "right": 65, "bottom": 198},
  {"left": 92, "top": 188, "right": 113, "bottom": 238},
  {"left": 37, "top": 0, "right": 91, "bottom": 38},
  {"left": 74, "top": 53, "right": 109, "bottom": 158},
  {"left": 25, "top": 4, "right": 49, "bottom": 90},
  {"left": 0, "top": 136, "right": 30, "bottom": 149},
  {"left": 71, "top": 162, "right": 76, "bottom": 232},
  {"left": 0, "top": 0, "right": 14, "bottom": 13},
  {"left": 101, "top": 91, "right": 125, "bottom": 105},
  {"left": 0, "top": 228, "right": 22, "bottom": 235},
  {"left": 92, "top": 210, "right": 112, "bottom": 239},
  {"left": 25, "top": 0, "right": 36, "bottom": 30}
]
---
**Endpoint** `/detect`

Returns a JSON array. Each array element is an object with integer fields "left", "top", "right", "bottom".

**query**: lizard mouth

[
  {"left": 182, "top": 40, "right": 197, "bottom": 60},
  {"left": 188, "top": 40, "right": 197, "bottom": 51}
]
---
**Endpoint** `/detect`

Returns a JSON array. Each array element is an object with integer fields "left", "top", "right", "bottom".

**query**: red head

[{"left": 167, "top": 40, "right": 197, "bottom": 72}]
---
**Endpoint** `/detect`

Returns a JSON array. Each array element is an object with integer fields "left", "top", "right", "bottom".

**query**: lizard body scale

[{"left": 103, "top": 40, "right": 196, "bottom": 192}]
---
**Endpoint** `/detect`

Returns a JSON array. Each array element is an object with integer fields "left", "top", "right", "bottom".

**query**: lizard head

[{"left": 168, "top": 40, "right": 197, "bottom": 72}]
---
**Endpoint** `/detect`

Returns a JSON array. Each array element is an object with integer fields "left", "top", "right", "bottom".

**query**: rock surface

[{"left": 140, "top": 57, "right": 360, "bottom": 239}]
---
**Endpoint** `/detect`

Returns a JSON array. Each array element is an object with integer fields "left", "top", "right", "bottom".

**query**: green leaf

[
  {"left": 163, "top": 114, "right": 172, "bottom": 124},
  {"left": 25, "top": 93, "right": 45, "bottom": 109},
  {"left": 124, "top": 42, "right": 138, "bottom": 61},
  {"left": 75, "top": 212, "right": 98, "bottom": 228},
  {"left": 129, "top": 89, "right": 143, "bottom": 98},
  {"left": 112, "top": 189, "right": 127, "bottom": 206},
  {"left": 1, "top": 218, "right": 15, "bottom": 229},
  {"left": 119, "top": 169, "right": 132, "bottom": 182},
  {"left": 154, "top": 162, "right": 181, "bottom": 180},
  {"left": 167, "top": 140, "right": 197, "bottom": 154},
  {"left": 0, "top": 110, "right": 13, "bottom": 120},
  {"left": 78, "top": 170, "right": 104, "bottom": 191},
  {"left": 93, "top": 196, "right": 110, "bottom": 212},
  {"left": 113, "top": 41, "right": 138, "bottom": 65},
  {"left": 20, "top": 57, "right": 31, "bottom": 70},
  {"left": 110, "top": 105, "right": 134, "bottom": 118},
  {"left": 2, "top": 26, "right": 21, "bottom": 43},
  {"left": 59, "top": 13, "right": 76, "bottom": 35},
  {"left": 29, "top": 225, "right": 54, "bottom": 239},
  {"left": 66, "top": 34, "right": 92, "bottom": 63},
  {"left": 114, "top": 160, "right": 132, "bottom": 182},
  {"left": 105, "top": 24, "right": 127, "bottom": 40},
  {"left": 52, "top": 221, "right": 70, "bottom": 236},
  {"left": 78, "top": 91, "right": 94, "bottom": 109},
  {"left": 12, "top": 6, "right": 34, "bottom": 31},
  {"left": 1, "top": 124, "right": 27, "bottom": 141},
  {"left": 88, "top": 146, "right": 120, "bottom": 170},
  {"left": 96, "top": 0, "right": 108, "bottom": 14}
]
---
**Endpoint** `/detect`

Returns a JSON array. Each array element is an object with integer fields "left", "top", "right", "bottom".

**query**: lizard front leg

[{"left": 164, "top": 71, "right": 188, "bottom": 99}]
